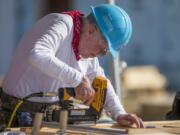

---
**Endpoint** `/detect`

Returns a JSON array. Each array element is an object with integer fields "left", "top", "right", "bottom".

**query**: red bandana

[{"left": 63, "top": 11, "right": 83, "bottom": 61}]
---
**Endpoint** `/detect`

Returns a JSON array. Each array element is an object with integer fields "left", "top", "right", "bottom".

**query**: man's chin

[{"left": 80, "top": 54, "right": 88, "bottom": 59}]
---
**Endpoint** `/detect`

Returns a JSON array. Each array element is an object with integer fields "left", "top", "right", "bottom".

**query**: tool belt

[{"left": 0, "top": 87, "right": 59, "bottom": 113}]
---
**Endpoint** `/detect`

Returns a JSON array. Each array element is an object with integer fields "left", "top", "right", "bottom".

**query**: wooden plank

[
  {"left": 7, "top": 127, "right": 95, "bottom": 135},
  {"left": 43, "top": 120, "right": 180, "bottom": 134},
  {"left": 43, "top": 122, "right": 127, "bottom": 134},
  {"left": 76, "top": 121, "right": 180, "bottom": 134},
  {"left": 144, "top": 120, "right": 180, "bottom": 128},
  {"left": 119, "top": 120, "right": 180, "bottom": 134},
  {"left": 43, "top": 121, "right": 180, "bottom": 135},
  {"left": 39, "top": 127, "right": 89, "bottom": 135},
  {"left": 7, "top": 120, "right": 180, "bottom": 135}
]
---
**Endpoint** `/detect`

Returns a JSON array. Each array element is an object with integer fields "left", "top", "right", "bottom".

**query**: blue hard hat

[{"left": 91, "top": 4, "right": 132, "bottom": 58}]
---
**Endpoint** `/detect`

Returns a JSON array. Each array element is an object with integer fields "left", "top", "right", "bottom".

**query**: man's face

[{"left": 78, "top": 25, "right": 109, "bottom": 59}]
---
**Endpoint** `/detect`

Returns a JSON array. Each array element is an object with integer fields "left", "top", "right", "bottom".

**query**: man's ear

[{"left": 88, "top": 24, "right": 97, "bottom": 35}]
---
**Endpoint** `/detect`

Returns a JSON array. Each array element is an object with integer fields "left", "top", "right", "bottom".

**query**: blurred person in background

[
  {"left": 0, "top": 4, "right": 144, "bottom": 128},
  {"left": 166, "top": 92, "right": 180, "bottom": 120}
]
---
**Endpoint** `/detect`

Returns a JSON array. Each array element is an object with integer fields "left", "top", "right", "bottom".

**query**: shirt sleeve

[
  {"left": 28, "top": 14, "right": 83, "bottom": 87},
  {"left": 86, "top": 58, "right": 127, "bottom": 120}
]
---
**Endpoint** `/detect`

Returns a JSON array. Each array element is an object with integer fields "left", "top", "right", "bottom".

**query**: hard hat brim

[{"left": 108, "top": 41, "right": 120, "bottom": 58}]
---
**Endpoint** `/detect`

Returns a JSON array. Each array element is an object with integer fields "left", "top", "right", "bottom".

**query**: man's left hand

[{"left": 117, "top": 113, "right": 144, "bottom": 128}]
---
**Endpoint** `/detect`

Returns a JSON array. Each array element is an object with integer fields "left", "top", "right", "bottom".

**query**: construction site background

[{"left": 0, "top": 0, "right": 179, "bottom": 122}]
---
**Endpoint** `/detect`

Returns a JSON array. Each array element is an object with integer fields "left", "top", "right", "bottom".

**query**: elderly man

[{"left": 0, "top": 4, "right": 144, "bottom": 128}]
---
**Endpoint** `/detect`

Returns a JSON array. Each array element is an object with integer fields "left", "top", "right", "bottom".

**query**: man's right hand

[{"left": 75, "top": 77, "right": 95, "bottom": 105}]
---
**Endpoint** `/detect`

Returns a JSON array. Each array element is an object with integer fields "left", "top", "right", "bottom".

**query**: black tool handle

[
  {"left": 58, "top": 88, "right": 75, "bottom": 98},
  {"left": 58, "top": 88, "right": 75, "bottom": 109}
]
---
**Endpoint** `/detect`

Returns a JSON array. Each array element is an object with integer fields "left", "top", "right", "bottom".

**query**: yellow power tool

[{"left": 52, "top": 76, "right": 107, "bottom": 123}]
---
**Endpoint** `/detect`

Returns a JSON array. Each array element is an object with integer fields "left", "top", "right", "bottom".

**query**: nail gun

[{"left": 50, "top": 76, "right": 107, "bottom": 123}]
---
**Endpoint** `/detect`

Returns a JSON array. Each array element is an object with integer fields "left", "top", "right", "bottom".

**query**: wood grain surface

[{"left": 6, "top": 120, "right": 180, "bottom": 135}]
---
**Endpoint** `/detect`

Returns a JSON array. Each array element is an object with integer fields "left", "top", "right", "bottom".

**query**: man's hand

[
  {"left": 75, "top": 77, "right": 95, "bottom": 105},
  {"left": 117, "top": 113, "right": 144, "bottom": 128}
]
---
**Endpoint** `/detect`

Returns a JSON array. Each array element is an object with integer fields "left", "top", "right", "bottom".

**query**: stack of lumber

[
  {"left": 122, "top": 66, "right": 167, "bottom": 91},
  {"left": 121, "top": 66, "right": 174, "bottom": 120}
]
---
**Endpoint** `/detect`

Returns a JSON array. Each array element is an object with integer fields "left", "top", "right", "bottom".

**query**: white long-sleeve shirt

[{"left": 2, "top": 13, "right": 126, "bottom": 120}]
